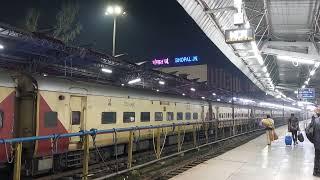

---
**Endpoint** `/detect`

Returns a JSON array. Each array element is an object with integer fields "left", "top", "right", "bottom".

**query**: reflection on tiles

[{"left": 170, "top": 122, "right": 320, "bottom": 180}]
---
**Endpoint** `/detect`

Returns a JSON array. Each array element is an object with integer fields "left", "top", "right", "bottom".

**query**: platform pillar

[
  {"left": 82, "top": 134, "right": 90, "bottom": 180},
  {"left": 13, "top": 142, "right": 22, "bottom": 180},
  {"left": 193, "top": 125, "right": 197, "bottom": 147},
  {"left": 177, "top": 126, "right": 181, "bottom": 152},
  {"left": 127, "top": 131, "right": 134, "bottom": 168},
  {"left": 156, "top": 128, "right": 161, "bottom": 159},
  {"left": 204, "top": 123, "right": 209, "bottom": 144}
]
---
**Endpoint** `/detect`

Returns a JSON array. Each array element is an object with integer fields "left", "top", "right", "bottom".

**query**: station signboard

[
  {"left": 297, "top": 88, "right": 315, "bottom": 99},
  {"left": 152, "top": 56, "right": 199, "bottom": 67},
  {"left": 225, "top": 28, "right": 254, "bottom": 44}
]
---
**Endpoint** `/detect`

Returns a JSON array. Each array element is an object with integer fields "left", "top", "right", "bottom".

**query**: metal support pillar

[
  {"left": 193, "top": 125, "right": 197, "bottom": 147},
  {"left": 204, "top": 123, "right": 209, "bottom": 144},
  {"left": 177, "top": 126, "right": 181, "bottom": 152},
  {"left": 156, "top": 128, "right": 161, "bottom": 159},
  {"left": 127, "top": 131, "right": 134, "bottom": 168},
  {"left": 82, "top": 134, "right": 90, "bottom": 180},
  {"left": 13, "top": 142, "right": 22, "bottom": 180}
]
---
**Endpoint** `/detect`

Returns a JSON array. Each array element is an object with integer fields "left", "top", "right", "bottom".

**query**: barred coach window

[
  {"left": 155, "top": 112, "right": 163, "bottom": 121},
  {"left": 167, "top": 112, "right": 174, "bottom": 121},
  {"left": 101, "top": 112, "right": 116, "bottom": 124},
  {"left": 141, "top": 112, "right": 150, "bottom": 122},
  {"left": 0, "top": 110, "right": 3, "bottom": 128},
  {"left": 177, "top": 112, "right": 183, "bottom": 120},
  {"left": 185, "top": 112, "right": 191, "bottom": 120},
  {"left": 72, "top": 111, "right": 81, "bottom": 125},
  {"left": 123, "top": 112, "right": 135, "bottom": 123},
  {"left": 193, "top": 113, "right": 198, "bottom": 120},
  {"left": 44, "top": 111, "right": 57, "bottom": 128}
]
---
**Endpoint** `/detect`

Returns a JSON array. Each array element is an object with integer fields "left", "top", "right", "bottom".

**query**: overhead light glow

[
  {"left": 217, "top": 99, "right": 221, "bottom": 102},
  {"left": 201, "top": 96, "right": 205, "bottom": 99},
  {"left": 156, "top": 89, "right": 159, "bottom": 92},
  {"left": 128, "top": 78, "right": 141, "bottom": 84},
  {"left": 276, "top": 95, "right": 281, "bottom": 98},
  {"left": 315, "top": 62, "right": 320, "bottom": 68},
  {"left": 212, "top": 93, "right": 216, "bottom": 96},
  {"left": 244, "top": 21, "right": 250, "bottom": 29},
  {"left": 190, "top": 88, "right": 196, "bottom": 92},
  {"left": 159, "top": 80, "right": 165, "bottom": 85},
  {"left": 182, "top": 93, "right": 186, "bottom": 96},
  {"left": 302, "top": 85, "right": 306, "bottom": 88},
  {"left": 259, "top": 102, "right": 301, "bottom": 111},
  {"left": 262, "top": 66, "right": 267, "bottom": 72},
  {"left": 121, "top": 83, "right": 124, "bottom": 86},
  {"left": 0, "top": 44, "right": 4, "bottom": 50},
  {"left": 114, "top": 6, "right": 122, "bottom": 15},
  {"left": 101, "top": 68, "right": 113, "bottom": 74},
  {"left": 238, "top": 98, "right": 255, "bottom": 103},
  {"left": 107, "top": 6, "right": 114, "bottom": 14},
  {"left": 305, "top": 80, "right": 309, "bottom": 85},
  {"left": 43, "top": 73, "right": 48, "bottom": 77},
  {"left": 277, "top": 55, "right": 315, "bottom": 65},
  {"left": 294, "top": 90, "right": 298, "bottom": 94}
]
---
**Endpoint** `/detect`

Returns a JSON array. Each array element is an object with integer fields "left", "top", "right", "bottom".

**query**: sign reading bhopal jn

[
  {"left": 225, "top": 28, "right": 254, "bottom": 44},
  {"left": 152, "top": 56, "right": 199, "bottom": 66},
  {"left": 297, "top": 88, "right": 315, "bottom": 99}
]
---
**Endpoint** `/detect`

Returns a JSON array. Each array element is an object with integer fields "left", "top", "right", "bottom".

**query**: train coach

[{"left": 0, "top": 70, "right": 299, "bottom": 175}]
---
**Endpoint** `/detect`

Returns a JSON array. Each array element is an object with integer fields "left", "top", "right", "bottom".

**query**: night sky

[{"left": 0, "top": 0, "right": 238, "bottom": 71}]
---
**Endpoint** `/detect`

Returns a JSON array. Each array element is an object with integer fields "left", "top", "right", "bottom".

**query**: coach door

[{"left": 69, "top": 96, "right": 87, "bottom": 145}]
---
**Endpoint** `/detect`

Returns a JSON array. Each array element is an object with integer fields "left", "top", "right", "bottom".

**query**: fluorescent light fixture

[
  {"left": 277, "top": 55, "right": 315, "bottom": 65},
  {"left": 292, "top": 103, "right": 296, "bottom": 106},
  {"left": 238, "top": 98, "right": 255, "bottom": 103},
  {"left": 158, "top": 80, "right": 165, "bottom": 85},
  {"left": 156, "top": 89, "right": 159, "bottom": 92},
  {"left": 217, "top": 99, "right": 221, "bottom": 102},
  {"left": 107, "top": 6, "right": 114, "bottom": 14},
  {"left": 294, "top": 90, "right": 298, "bottom": 94},
  {"left": 101, "top": 68, "right": 112, "bottom": 74},
  {"left": 259, "top": 102, "right": 301, "bottom": 111},
  {"left": 121, "top": 83, "right": 125, "bottom": 86},
  {"left": 190, "top": 88, "right": 196, "bottom": 92},
  {"left": 315, "top": 62, "right": 320, "bottom": 68},
  {"left": 276, "top": 95, "right": 281, "bottom": 98},
  {"left": 275, "top": 89, "right": 279, "bottom": 93},
  {"left": 229, "top": 100, "right": 232, "bottom": 103},
  {"left": 201, "top": 96, "right": 205, "bottom": 99},
  {"left": 182, "top": 93, "right": 186, "bottom": 96},
  {"left": 233, "top": 97, "right": 237, "bottom": 100},
  {"left": 114, "top": 6, "right": 122, "bottom": 15},
  {"left": 212, "top": 93, "right": 216, "bottom": 96},
  {"left": 310, "top": 69, "right": 316, "bottom": 76},
  {"left": 128, "top": 78, "right": 141, "bottom": 84},
  {"left": 43, "top": 73, "right": 48, "bottom": 77},
  {"left": 305, "top": 80, "right": 309, "bottom": 85},
  {"left": 266, "top": 72, "right": 270, "bottom": 78},
  {"left": 302, "top": 85, "right": 306, "bottom": 88},
  {"left": 0, "top": 44, "right": 4, "bottom": 49}
]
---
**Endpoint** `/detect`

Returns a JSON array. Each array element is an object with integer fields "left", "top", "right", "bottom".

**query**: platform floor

[{"left": 171, "top": 122, "right": 320, "bottom": 180}]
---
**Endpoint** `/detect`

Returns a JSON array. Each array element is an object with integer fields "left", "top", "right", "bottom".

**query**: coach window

[
  {"left": 101, "top": 112, "right": 116, "bottom": 124},
  {"left": 141, "top": 112, "right": 150, "bottom": 122},
  {"left": 177, "top": 112, "right": 183, "bottom": 120},
  {"left": 44, "top": 111, "right": 57, "bottom": 128},
  {"left": 155, "top": 112, "right": 163, "bottom": 121},
  {"left": 0, "top": 111, "right": 3, "bottom": 128},
  {"left": 167, "top": 112, "right": 174, "bottom": 121},
  {"left": 185, "top": 112, "right": 191, "bottom": 120},
  {"left": 123, "top": 112, "right": 135, "bottom": 123},
  {"left": 193, "top": 113, "right": 198, "bottom": 120},
  {"left": 72, "top": 111, "right": 81, "bottom": 125}
]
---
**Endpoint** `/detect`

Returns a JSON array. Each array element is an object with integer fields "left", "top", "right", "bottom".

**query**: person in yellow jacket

[{"left": 261, "top": 115, "right": 275, "bottom": 145}]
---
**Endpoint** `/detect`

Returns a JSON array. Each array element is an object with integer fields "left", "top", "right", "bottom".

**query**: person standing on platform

[
  {"left": 312, "top": 113, "right": 320, "bottom": 177},
  {"left": 262, "top": 115, "right": 275, "bottom": 145},
  {"left": 288, "top": 113, "right": 300, "bottom": 145}
]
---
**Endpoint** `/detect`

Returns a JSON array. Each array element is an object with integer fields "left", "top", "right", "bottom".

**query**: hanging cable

[
  {"left": 90, "top": 129, "right": 108, "bottom": 169},
  {"left": 112, "top": 128, "right": 118, "bottom": 172}
]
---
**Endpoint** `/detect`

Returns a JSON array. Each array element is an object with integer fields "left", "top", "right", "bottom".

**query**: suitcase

[
  {"left": 298, "top": 132, "right": 304, "bottom": 142},
  {"left": 285, "top": 134, "right": 292, "bottom": 145}
]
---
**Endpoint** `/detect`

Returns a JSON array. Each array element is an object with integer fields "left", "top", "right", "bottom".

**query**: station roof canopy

[{"left": 177, "top": 0, "right": 320, "bottom": 102}]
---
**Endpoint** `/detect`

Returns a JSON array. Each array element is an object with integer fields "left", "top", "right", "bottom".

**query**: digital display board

[
  {"left": 152, "top": 56, "right": 199, "bottom": 67},
  {"left": 297, "top": 88, "right": 315, "bottom": 99},
  {"left": 225, "top": 28, "right": 254, "bottom": 44}
]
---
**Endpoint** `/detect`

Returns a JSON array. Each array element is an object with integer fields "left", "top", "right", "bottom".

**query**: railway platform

[{"left": 170, "top": 122, "right": 319, "bottom": 180}]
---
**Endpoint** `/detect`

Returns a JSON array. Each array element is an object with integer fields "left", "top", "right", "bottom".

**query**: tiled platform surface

[{"left": 170, "top": 121, "right": 320, "bottom": 180}]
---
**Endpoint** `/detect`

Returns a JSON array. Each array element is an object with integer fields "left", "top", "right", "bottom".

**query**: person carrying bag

[
  {"left": 306, "top": 114, "right": 320, "bottom": 177},
  {"left": 261, "top": 115, "right": 275, "bottom": 145}
]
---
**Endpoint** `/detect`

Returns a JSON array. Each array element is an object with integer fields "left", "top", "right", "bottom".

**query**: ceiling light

[
  {"left": 276, "top": 95, "right": 281, "bottom": 98},
  {"left": 217, "top": 99, "right": 221, "bottom": 102},
  {"left": 229, "top": 100, "right": 232, "bottom": 103},
  {"left": 310, "top": 69, "right": 316, "bottom": 76},
  {"left": 43, "top": 73, "right": 48, "bottom": 77},
  {"left": 101, "top": 68, "right": 112, "bottom": 74},
  {"left": 107, "top": 6, "right": 114, "bottom": 14},
  {"left": 201, "top": 97, "right": 205, "bottom": 99},
  {"left": 244, "top": 22, "right": 250, "bottom": 29},
  {"left": 156, "top": 89, "right": 159, "bottom": 92},
  {"left": 0, "top": 44, "right": 4, "bottom": 49},
  {"left": 315, "top": 62, "right": 320, "bottom": 68},
  {"left": 305, "top": 80, "right": 309, "bottom": 85},
  {"left": 294, "top": 90, "right": 298, "bottom": 94},
  {"left": 114, "top": 6, "right": 122, "bottom": 15},
  {"left": 277, "top": 55, "right": 315, "bottom": 65},
  {"left": 212, "top": 93, "right": 216, "bottom": 96},
  {"left": 121, "top": 83, "right": 124, "bottom": 86},
  {"left": 128, "top": 78, "right": 141, "bottom": 84},
  {"left": 302, "top": 85, "right": 306, "bottom": 88},
  {"left": 182, "top": 93, "right": 186, "bottom": 96},
  {"left": 190, "top": 88, "right": 196, "bottom": 92},
  {"left": 266, "top": 72, "right": 270, "bottom": 78},
  {"left": 159, "top": 80, "right": 165, "bottom": 85}
]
